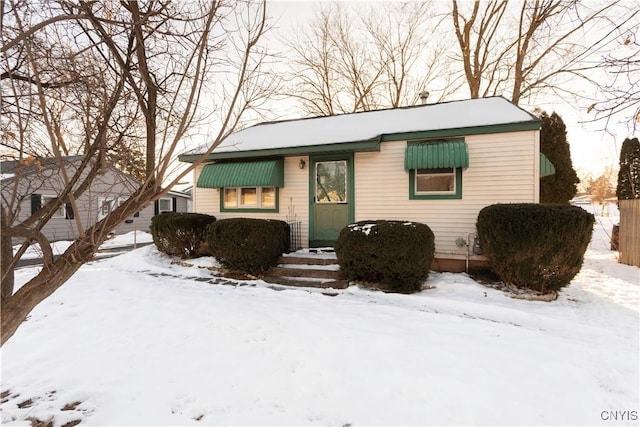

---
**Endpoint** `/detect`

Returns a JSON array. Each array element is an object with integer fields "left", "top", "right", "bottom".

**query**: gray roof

[{"left": 0, "top": 155, "right": 85, "bottom": 178}]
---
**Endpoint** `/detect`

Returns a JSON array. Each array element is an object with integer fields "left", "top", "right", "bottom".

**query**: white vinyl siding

[
  {"left": 193, "top": 163, "right": 219, "bottom": 215},
  {"left": 355, "top": 131, "right": 538, "bottom": 258},
  {"left": 193, "top": 157, "right": 310, "bottom": 247}
]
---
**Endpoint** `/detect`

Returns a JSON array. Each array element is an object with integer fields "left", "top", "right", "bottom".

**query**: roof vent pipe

[{"left": 419, "top": 91, "right": 430, "bottom": 105}]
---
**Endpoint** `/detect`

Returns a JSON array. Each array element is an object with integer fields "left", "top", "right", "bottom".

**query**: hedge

[
  {"left": 334, "top": 220, "right": 435, "bottom": 293},
  {"left": 150, "top": 212, "right": 217, "bottom": 259},
  {"left": 476, "top": 203, "right": 594, "bottom": 292},
  {"left": 207, "top": 218, "right": 289, "bottom": 275}
]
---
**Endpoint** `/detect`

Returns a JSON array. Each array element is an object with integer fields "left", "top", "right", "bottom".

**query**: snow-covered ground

[
  {"left": 1, "top": 217, "right": 638, "bottom": 426},
  {"left": 12, "top": 231, "right": 154, "bottom": 260}
]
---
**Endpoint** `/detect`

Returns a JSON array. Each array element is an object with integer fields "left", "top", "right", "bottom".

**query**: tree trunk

[
  {"left": 1, "top": 213, "right": 15, "bottom": 301},
  {"left": 1, "top": 249, "right": 86, "bottom": 345},
  {"left": 1, "top": 182, "right": 158, "bottom": 346}
]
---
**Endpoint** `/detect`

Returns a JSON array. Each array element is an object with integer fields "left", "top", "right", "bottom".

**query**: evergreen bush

[
  {"left": 616, "top": 137, "right": 640, "bottom": 200},
  {"left": 207, "top": 218, "right": 289, "bottom": 275},
  {"left": 537, "top": 111, "right": 579, "bottom": 204},
  {"left": 476, "top": 204, "right": 594, "bottom": 293},
  {"left": 334, "top": 220, "right": 435, "bottom": 293},
  {"left": 150, "top": 212, "right": 217, "bottom": 259}
]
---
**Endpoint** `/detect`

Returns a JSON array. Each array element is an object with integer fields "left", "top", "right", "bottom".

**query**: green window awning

[
  {"left": 197, "top": 159, "right": 284, "bottom": 188},
  {"left": 540, "top": 153, "right": 556, "bottom": 178},
  {"left": 404, "top": 139, "right": 469, "bottom": 170}
]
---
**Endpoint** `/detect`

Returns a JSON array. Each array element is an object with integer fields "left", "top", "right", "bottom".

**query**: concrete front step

[
  {"left": 262, "top": 276, "right": 349, "bottom": 289},
  {"left": 278, "top": 255, "right": 338, "bottom": 266},
  {"left": 269, "top": 266, "right": 340, "bottom": 280},
  {"left": 266, "top": 251, "right": 344, "bottom": 289}
]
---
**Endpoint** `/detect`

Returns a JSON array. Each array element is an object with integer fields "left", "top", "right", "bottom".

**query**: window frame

[
  {"left": 315, "top": 160, "right": 348, "bottom": 204},
  {"left": 409, "top": 168, "right": 463, "bottom": 200},
  {"left": 220, "top": 186, "right": 279, "bottom": 213},
  {"left": 158, "top": 197, "right": 173, "bottom": 213},
  {"left": 98, "top": 196, "right": 126, "bottom": 219},
  {"left": 41, "top": 195, "right": 66, "bottom": 218}
]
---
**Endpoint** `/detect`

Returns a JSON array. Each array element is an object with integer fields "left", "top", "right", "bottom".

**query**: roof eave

[
  {"left": 379, "top": 120, "right": 541, "bottom": 142},
  {"left": 179, "top": 120, "right": 540, "bottom": 163},
  {"left": 179, "top": 138, "right": 381, "bottom": 162}
]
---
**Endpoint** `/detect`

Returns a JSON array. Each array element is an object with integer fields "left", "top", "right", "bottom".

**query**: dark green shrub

[
  {"left": 207, "top": 218, "right": 289, "bottom": 275},
  {"left": 616, "top": 137, "right": 640, "bottom": 200},
  {"left": 150, "top": 213, "right": 216, "bottom": 259},
  {"left": 334, "top": 220, "right": 435, "bottom": 293},
  {"left": 538, "top": 111, "right": 579, "bottom": 204},
  {"left": 476, "top": 203, "right": 594, "bottom": 292}
]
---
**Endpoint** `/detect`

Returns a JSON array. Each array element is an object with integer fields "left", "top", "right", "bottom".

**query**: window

[
  {"left": 315, "top": 160, "right": 347, "bottom": 203},
  {"left": 416, "top": 168, "right": 456, "bottom": 194},
  {"left": 42, "top": 195, "right": 66, "bottom": 218},
  {"left": 158, "top": 198, "right": 173, "bottom": 213},
  {"left": 31, "top": 194, "right": 73, "bottom": 219},
  {"left": 98, "top": 198, "right": 115, "bottom": 220},
  {"left": 222, "top": 187, "right": 277, "bottom": 211},
  {"left": 261, "top": 187, "right": 276, "bottom": 208},
  {"left": 404, "top": 139, "right": 468, "bottom": 200},
  {"left": 409, "top": 168, "right": 462, "bottom": 200},
  {"left": 240, "top": 188, "right": 257, "bottom": 206},
  {"left": 224, "top": 188, "right": 238, "bottom": 207},
  {"left": 98, "top": 197, "right": 125, "bottom": 220}
]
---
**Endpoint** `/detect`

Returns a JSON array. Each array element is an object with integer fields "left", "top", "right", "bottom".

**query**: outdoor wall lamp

[{"left": 299, "top": 159, "right": 306, "bottom": 169}]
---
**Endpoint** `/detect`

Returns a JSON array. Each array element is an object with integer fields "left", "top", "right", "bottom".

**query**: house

[
  {"left": 180, "top": 97, "right": 555, "bottom": 271},
  {"left": 179, "top": 185, "right": 194, "bottom": 212},
  {"left": 1, "top": 155, "right": 159, "bottom": 242},
  {"left": 154, "top": 190, "right": 192, "bottom": 215}
]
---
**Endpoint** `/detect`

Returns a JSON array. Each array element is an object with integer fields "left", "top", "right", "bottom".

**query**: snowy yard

[
  {"left": 13, "top": 231, "right": 154, "bottom": 260},
  {"left": 1, "top": 217, "right": 638, "bottom": 426}
]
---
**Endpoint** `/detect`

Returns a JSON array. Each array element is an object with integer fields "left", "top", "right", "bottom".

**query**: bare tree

[
  {"left": 585, "top": 3, "right": 640, "bottom": 130},
  {"left": 283, "top": 2, "right": 456, "bottom": 116},
  {"left": 451, "top": 0, "right": 509, "bottom": 99},
  {"left": 363, "top": 2, "right": 459, "bottom": 108},
  {"left": 1, "top": 0, "right": 275, "bottom": 345},
  {"left": 588, "top": 167, "right": 617, "bottom": 214},
  {"left": 450, "top": 0, "right": 621, "bottom": 106}
]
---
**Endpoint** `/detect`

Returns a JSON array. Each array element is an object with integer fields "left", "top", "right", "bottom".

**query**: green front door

[{"left": 310, "top": 155, "right": 354, "bottom": 247}]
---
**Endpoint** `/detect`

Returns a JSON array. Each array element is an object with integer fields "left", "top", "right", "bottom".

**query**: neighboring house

[
  {"left": 180, "top": 185, "right": 194, "bottom": 212},
  {"left": 180, "top": 97, "right": 555, "bottom": 271},
  {"left": 154, "top": 190, "right": 192, "bottom": 215},
  {"left": 1, "top": 155, "right": 155, "bottom": 242}
]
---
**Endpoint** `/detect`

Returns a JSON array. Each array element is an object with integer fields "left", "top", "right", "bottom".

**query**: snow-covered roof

[
  {"left": 185, "top": 97, "right": 538, "bottom": 157},
  {"left": 0, "top": 155, "right": 85, "bottom": 181}
]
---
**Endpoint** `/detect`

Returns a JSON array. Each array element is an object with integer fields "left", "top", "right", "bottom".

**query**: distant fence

[{"left": 619, "top": 199, "right": 640, "bottom": 267}]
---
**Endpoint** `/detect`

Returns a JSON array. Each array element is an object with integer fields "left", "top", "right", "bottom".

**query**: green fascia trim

[
  {"left": 540, "top": 153, "right": 556, "bottom": 178},
  {"left": 409, "top": 168, "right": 463, "bottom": 200},
  {"left": 308, "top": 153, "right": 355, "bottom": 244},
  {"left": 219, "top": 187, "right": 280, "bottom": 213},
  {"left": 197, "top": 159, "right": 284, "bottom": 188},
  {"left": 180, "top": 139, "right": 380, "bottom": 163},
  {"left": 381, "top": 121, "right": 540, "bottom": 142},
  {"left": 405, "top": 139, "right": 469, "bottom": 170}
]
